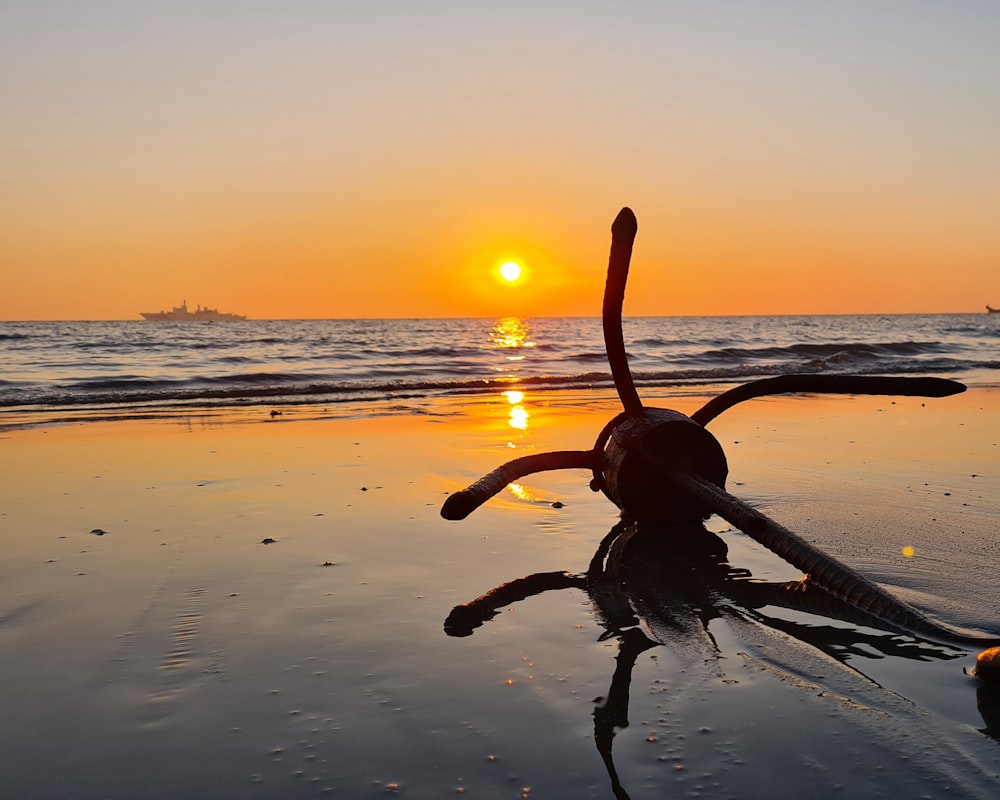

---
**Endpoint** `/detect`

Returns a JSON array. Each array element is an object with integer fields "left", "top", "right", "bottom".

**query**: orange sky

[{"left": 2, "top": 2, "right": 998, "bottom": 320}]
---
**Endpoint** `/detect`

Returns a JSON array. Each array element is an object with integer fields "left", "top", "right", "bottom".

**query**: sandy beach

[{"left": 1, "top": 387, "right": 998, "bottom": 798}]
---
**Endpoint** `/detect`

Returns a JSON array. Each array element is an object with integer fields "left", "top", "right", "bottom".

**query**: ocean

[{"left": 1, "top": 314, "right": 998, "bottom": 423}]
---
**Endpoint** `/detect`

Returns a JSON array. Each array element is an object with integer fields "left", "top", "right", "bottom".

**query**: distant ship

[{"left": 141, "top": 300, "right": 247, "bottom": 322}]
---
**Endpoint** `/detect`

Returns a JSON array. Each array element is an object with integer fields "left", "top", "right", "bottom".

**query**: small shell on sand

[{"left": 970, "top": 647, "right": 1000, "bottom": 683}]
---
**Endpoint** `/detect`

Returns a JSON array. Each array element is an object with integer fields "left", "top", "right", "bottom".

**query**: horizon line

[{"left": 2, "top": 309, "right": 995, "bottom": 323}]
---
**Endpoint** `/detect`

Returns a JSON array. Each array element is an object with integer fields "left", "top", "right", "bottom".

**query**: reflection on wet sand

[
  {"left": 493, "top": 319, "right": 537, "bottom": 502},
  {"left": 445, "top": 520, "right": 983, "bottom": 800},
  {"left": 503, "top": 389, "right": 529, "bottom": 431},
  {"left": 493, "top": 319, "right": 531, "bottom": 437}
]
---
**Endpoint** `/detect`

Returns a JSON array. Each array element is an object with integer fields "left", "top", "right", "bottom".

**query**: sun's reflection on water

[
  {"left": 490, "top": 317, "right": 534, "bottom": 358},
  {"left": 490, "top": 318, "right": 534, "bottom": 436},
  {"left": 489, "top": 319, "right": 537, "bottom": 500}
]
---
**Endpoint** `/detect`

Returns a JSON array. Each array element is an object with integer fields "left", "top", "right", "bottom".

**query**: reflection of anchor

[
  {"left": 445, "top": 520, "right": 975, "bottom": 800},
  {"left": 442, "top": 207, "right": 999, "bottom": 650}
]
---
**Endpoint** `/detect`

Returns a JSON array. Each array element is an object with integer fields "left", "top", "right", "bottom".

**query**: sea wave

[
  {"left": 1, "top": 360, "right": 989, "bottom": 411},
  {"left": 1, "top": 315, "right": 996, "bottom": 415}
]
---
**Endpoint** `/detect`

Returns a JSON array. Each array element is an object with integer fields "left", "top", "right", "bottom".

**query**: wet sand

[{"left": 1, "top": 388, "right": 998, "bottom": 798}]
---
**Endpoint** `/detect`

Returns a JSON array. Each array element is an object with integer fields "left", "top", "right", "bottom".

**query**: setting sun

[{"left": 499, "top": 261, "right": 523, "bottom": 283}]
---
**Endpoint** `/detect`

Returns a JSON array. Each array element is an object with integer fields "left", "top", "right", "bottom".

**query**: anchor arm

[
  {"left": 691, "top": 374, "right": 966, "bottom": 426},
  {"left": 441, "top": 450, "right": 599, "bottom": 520}
]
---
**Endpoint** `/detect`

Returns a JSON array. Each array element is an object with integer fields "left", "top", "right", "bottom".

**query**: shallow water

[
  {"left": 1, "top": 388, "right": 998, "bottom": 798},
  {"left": 2, "top": 313, "right": 998, "bottom": 420}
]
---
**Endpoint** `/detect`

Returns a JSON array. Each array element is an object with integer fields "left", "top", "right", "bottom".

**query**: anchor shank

[
  {"left": 603, "top": 208, "right": 642, "bottom": 415},
  {"left": 664, "top": 467, "right": 997, "bottom": 647}
]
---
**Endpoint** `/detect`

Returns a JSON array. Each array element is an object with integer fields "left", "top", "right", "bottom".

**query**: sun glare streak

[{"left": 507, "top": 482, "right": 536, "bottom": 501}]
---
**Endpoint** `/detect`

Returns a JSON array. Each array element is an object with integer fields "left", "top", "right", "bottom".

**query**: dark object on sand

[
  {"left": 442, "top": 207, "right": 996, "bottom": 650},
  {"left": 969, "top": 646, "right": 1000, "bottom": 683}
]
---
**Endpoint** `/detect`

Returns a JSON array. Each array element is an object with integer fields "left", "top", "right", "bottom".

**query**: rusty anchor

[{"left": 441, "top": 207, "right": 998, "bottom": 653}]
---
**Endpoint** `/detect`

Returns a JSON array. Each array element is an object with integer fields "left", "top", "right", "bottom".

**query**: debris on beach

[
  {"left": 260, "top": 537, "right": 277, "bottom": 545},
  {"left": 969, "top": 647, "right": 1000, "bottom": 683},
  {"left": 89, "top": 528, "right": 106, "bottom": 536}
]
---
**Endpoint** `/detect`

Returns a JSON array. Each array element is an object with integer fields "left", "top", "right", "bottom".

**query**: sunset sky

[{"left": 2, "top": 1, "right": 998, "bottom": 320}]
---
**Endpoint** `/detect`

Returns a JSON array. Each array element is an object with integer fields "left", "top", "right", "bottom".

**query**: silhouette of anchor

[
  {"left": 442, "top": 207, "right": 998, "bottom": 650},
  {"left": 445, "top": 518, "right": 990, "bottom": 800}
]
